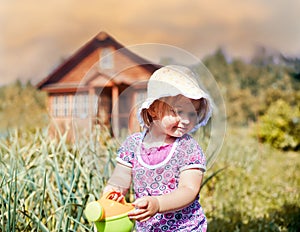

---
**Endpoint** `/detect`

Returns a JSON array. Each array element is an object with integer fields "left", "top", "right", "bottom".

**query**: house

[{"left": 37, "top": 32, "right": 160, "bottom": 137}]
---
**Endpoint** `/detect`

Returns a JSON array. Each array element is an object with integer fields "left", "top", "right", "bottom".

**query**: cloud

[{"left": 0, "top": 0, "right": 299, "bottom": 86}]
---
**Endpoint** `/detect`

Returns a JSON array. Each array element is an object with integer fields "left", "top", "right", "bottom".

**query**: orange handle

[
  {"left": 103, "top": 191, "right": 126, "bottom": 205},
  {"left": 96, "top": 191, "right": 134, "bottom": 218}
]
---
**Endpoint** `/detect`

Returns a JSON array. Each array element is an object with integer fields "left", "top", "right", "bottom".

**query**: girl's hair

[{"left": 141, "top": 95, "right": 210, "bottom": 128}]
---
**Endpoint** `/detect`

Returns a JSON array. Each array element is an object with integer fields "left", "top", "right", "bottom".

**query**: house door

[{"left": 97, "top": 87, "right": 112, "bottom": 128}]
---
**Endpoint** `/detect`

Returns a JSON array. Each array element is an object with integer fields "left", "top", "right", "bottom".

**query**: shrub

[{"left": 256, "top": 99, "right": 300, "bottom": 150}]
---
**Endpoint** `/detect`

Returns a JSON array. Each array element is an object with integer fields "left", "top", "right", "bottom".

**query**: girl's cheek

[{"left": 165, "top": 117, "right": 178, "bottom": 127}]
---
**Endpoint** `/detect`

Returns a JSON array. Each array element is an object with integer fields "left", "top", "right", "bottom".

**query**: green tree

[
  {"left": 203, "top": 49, "right": 299, "bottom": 126},
  {"left": 0, "top": 81, "right": 49, "bottom": 131}
]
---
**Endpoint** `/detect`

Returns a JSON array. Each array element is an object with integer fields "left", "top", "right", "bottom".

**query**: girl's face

[{"left": 151, "top": 96, "right": 200, "bottom": 138}]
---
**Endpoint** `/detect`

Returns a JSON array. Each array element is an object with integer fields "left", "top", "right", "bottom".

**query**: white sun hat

[{"left": 137, "top": 65, "right": 213, "bottom": 131}]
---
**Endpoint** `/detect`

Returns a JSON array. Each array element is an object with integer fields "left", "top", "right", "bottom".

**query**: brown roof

[{"left": 37, "top": 32, "right": 160, "bottom": 90}]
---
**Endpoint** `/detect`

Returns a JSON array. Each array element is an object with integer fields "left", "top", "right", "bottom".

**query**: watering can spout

[{"left": 85, "top": 201, "right": 104, "bottom": 222}]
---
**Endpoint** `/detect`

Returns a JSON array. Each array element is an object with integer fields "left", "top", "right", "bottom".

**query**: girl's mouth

[{"left": 175, "top": 126, "right": 186, "bottom": 132}]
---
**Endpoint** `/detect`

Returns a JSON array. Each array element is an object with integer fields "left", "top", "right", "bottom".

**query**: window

[
  {"left": 63, "top": 95, "right": 69, "bottom": 116},
  {"left": 99, "top": 47, "right": 113, "bottom": 69},
  {"left": 52, "top": 95, "right": 60, "bottom": 117},
  {"left": 52, "top": 94, "right": 70, "bottom": 117},
  {"left": 73, "top": 93, "right": 89, "bottom": 118}
]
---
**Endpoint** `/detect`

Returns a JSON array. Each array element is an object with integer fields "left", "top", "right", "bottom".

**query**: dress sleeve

[
  {"left": 178, "top": 134, "right": 206, "bottom": 172},
  {"left": 115, "top": 133, "right": 141, "bottom": 168}
]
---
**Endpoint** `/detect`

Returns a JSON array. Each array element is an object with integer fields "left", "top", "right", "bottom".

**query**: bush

[
  {"left": 0, "top": 81, "right": 49, "bottom": 130},
  {"left": 256, "top": 99, "right": 300, "bottom": 150}
]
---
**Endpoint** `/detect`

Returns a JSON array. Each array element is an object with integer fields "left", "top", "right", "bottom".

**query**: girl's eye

[
  {"left": 189, "top": 112, "right": 197, "bottom": 118},
  {"left": 170, "top": 108, "right": 177, "bottom": 114}
]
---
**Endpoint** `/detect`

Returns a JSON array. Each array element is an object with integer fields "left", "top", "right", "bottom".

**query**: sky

[{"left": 0, "top": 0, "right": 299, "bottom": 86}]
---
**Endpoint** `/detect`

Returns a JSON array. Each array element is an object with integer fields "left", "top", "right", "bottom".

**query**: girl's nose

[{"left": 179, "top": 114, "right": 190, "bottom": 124}]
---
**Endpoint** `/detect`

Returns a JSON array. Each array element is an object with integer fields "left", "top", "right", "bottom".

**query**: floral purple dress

[{"left": 116, "top": 131, "right": 207, "bottom": 232}]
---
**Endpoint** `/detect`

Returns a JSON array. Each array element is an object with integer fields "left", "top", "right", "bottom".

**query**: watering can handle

[{"left": 104, "top": 191, "right": 127, "bottom": 205}]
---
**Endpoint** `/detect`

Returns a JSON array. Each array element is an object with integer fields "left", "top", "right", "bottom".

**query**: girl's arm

[
  {"left": 128, "top": 168, "right": 203, "bottom": 221},
  {"left": 103, "top": 163, "right": 132, "bottom": 199}
]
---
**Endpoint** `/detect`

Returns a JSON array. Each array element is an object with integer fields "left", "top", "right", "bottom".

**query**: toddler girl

[{"left": 104, "top": 65, "right": 212, "bottom": 231}]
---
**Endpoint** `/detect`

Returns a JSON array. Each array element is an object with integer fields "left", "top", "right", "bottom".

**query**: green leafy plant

[{"left": 0, "top": 126, "right": 117, "bottom": 231}]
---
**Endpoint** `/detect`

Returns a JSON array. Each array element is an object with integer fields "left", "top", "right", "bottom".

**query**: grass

[
  {"left": 202, "top": 126, "right": 300, "bottom": 231},
  {"left": 0, "top": 125, "right": 299, "bottom": 231}
]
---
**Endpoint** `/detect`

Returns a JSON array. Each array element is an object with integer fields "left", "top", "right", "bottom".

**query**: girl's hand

[{"left": 128, "top": 196, "right": 160, "bottom": 222}]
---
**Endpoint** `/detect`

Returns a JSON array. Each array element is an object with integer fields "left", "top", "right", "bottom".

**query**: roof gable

[{"left": 37, "top": 32, "right": 159, "bottom": 90}]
